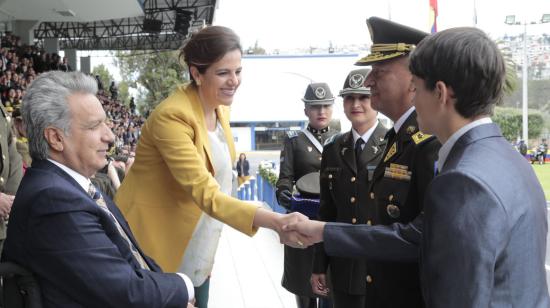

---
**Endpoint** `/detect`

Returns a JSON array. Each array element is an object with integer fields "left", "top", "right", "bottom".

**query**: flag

[{"left": 429, "top": 0, "right": 438, "bottom": 33}]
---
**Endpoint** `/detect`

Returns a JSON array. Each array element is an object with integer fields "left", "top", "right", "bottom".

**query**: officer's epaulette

[
  {"left": 412, "top": 131, "right": 434, "bottom": 145},
  {"left": 286, "top": 130, "right": 299, "bottom": 139},
  {"left": 324, "top": 133, "right": 342, "bottom": 146}
]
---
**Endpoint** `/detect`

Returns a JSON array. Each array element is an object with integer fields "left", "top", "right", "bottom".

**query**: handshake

[{"left": 269, "top": 211, "right": 327, "bottom": 248}]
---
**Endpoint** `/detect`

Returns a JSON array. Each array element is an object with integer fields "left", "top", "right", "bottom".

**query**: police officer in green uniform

[
  {"left": 312, "top": 68, "right": 387, "bottom": 308},
  {"left": 276, "top": 82, "right": 338, "bottom": 308},
  {"left": 343, "top": 17, "right": 441, "bottom": 307},
  {"left": 0, "top": 104, "right": 23, "bottom": 253}
]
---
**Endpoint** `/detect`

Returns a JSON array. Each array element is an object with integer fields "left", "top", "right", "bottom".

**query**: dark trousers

[
  {"left": 194, "top": 277, "right": 210, "bottom": 308},
  {"left": 295, "top": 295, "right": 333, "bottom": 308},
  {"left": 332, "top": 290, "right": 364, "bottom": 308}
]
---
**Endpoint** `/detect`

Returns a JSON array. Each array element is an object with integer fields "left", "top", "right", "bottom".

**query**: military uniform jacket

[
  {"left": 314, "top": 122, "right": 387, "bottom": 295},
  {"left": 276, "top": 127, "right": 338, "bottom": 296},
  {"left": 0, "top": 105, "right": 23, "bottom": 240},
  {"left": 363, "top": 111, "right": 439, "bottom": 307}
]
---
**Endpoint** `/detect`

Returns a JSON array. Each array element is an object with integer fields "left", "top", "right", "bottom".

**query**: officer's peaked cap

[{"left": 356, "top": 16, "right": 428, "bottom": 66}]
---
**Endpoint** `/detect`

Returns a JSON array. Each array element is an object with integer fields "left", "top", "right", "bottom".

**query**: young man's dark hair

[{"left": 409, "top": 27, "right": 506, "bottom": 118}]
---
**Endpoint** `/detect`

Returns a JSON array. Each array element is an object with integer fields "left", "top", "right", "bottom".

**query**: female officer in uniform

[
  {"left": 313, "top": 68, "right": 387, "bottom": 308},
  {"left": 276, "top": 82, "right": 337, "bottom": 308}
]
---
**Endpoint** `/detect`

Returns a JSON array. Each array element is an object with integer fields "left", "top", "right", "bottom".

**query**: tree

[
  {"left": 246, "top": 41, "right": 266, "bottom": 55},
  {"left": 492, "top": 107, "right": 544, "bottom": 142},
  {"left": 91, "top": 64, "right": 114, "bottom": 93},
  {"left": 118, "top": 80, "right": 130, "bottom": 105},
  {"left": 114, "top": 50, "right": 187, "bottom": 111}
]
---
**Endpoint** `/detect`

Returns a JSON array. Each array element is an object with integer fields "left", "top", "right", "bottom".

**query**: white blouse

[{"left": 178, "top": 120, "right": 233, "bottom": 286}]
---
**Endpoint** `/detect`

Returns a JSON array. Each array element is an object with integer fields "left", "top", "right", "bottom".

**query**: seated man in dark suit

[{"left": 2, "top": 71, "right": 194, "bottom": 307}]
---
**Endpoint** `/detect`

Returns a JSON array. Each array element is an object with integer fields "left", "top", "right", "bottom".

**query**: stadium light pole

[{"left": 505, "top": 14, "right": 550, "bottom": 146}]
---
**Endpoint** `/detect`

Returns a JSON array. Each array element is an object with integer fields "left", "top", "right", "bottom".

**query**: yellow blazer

[{"left": 115, "top": 84, "right": 259, "bottom": 272}]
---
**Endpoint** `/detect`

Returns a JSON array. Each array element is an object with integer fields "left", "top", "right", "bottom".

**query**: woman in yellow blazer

[{"left": 115, "top": 26, "right": 307, "bottom": 307}]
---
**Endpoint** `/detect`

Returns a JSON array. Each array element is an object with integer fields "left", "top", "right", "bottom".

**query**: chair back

[{"left": 0, "top": 262, "right": 42, "bottom": 308}]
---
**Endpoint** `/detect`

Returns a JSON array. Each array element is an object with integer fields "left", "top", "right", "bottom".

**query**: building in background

[{"left": 230, "top": 53, "right": 390, "bottom": 151}]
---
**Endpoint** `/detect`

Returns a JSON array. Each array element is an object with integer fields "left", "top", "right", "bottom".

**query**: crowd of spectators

[{"left": 0, "top": 32, "right": 147, "bottom": 197}]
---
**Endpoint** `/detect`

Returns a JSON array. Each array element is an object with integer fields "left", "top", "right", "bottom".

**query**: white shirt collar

[
  {"left": 47, "top": 159, "right": 91, "bottom": 192},
  {"left": 393, "top": 106, "right": 415, "bottom": 133},
  {"left": 437, "top": 117, "right": 492, "bottom": 172},
  {"left": 352, "top": 121, "right": 378, "bottom": 148}
]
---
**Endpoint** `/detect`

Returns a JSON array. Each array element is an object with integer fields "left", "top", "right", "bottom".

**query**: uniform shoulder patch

[
  {"left": 412, "top": 131, "right": 433, "bottom": 145},
  {"left": 324, "top": 133, "right": 342, "bottom": 146},
  {"left": 286, "top": 130, "right": 299, "bottom": 139}
]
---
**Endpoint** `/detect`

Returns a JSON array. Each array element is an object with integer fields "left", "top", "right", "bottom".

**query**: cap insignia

[{"left": 314, "top": 87, "right": 326, "bottom": 99}]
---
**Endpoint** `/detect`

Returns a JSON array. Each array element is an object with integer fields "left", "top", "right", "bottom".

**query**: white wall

[{"left": 231, "top": 127, "right": 252, "bottom": 153}]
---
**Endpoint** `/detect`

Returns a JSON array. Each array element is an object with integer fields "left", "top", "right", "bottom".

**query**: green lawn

[{"left": 532, "top": 164, "right": 550, "bottom": 201}]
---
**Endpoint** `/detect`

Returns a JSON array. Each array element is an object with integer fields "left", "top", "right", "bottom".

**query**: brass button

[
  {"left": 328, "top": 174, "right": 333, "bottom": 179},
  {"left": 370, "top": 192, "right": 374, "bottom": 199},
  {"left": 352, "top": 218, "right": 357, "bottom": 224},
  {"left": 367, "top": 220, "right": 372, "bottom": 226},
  {"left": 350, "top": 197, "right": 356, "bottom": 203},
  {"left": 0, "top": 177, "right": 4, "bottom": 185},
  {"left": 2, "top": 154, "right": 5, "bottom": 160},
  {"left": 366, "top": 275, "right": 373, "bottom": 283},
  {"left": 318, "top": 157, "right": 322, "bottom": 161},
  {"left": 351, "top": 176, "right": 356, "bottom": 182},
  {"left": 389, "top": 194, "right": 394, "bottom": 201}
]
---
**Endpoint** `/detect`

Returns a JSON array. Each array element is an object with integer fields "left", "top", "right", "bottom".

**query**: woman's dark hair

[
  {"left": 179, "top": 26, "right": 242, "bottom": 84},
  {"left": 409, "top": 27, "right": 506, "bottom": 118}
]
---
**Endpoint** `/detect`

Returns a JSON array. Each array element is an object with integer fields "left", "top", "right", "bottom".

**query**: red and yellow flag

[{"left": 429, "top": 0, "right": 438, "bottom": 33}]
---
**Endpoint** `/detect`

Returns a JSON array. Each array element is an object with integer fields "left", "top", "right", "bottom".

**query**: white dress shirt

[
  {"left": 352, "top": 120, "right": 379, "bottom": 150},
  {"left": 436, "top": 117, "right": 493, "bottom": 172}
]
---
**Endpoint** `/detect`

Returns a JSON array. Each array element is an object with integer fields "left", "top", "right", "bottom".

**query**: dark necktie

[
  {"left": 355, "top": 138, "right": 365, "bottom": 166},
  {"left": 382, "top": 128, "right": 397, "bottom": 159},
  {"left": 88, "top": 183, "right": 150, "bottom": 270},
  {"left": 385, "top": 128, "right": 396, "bottom": 146}
]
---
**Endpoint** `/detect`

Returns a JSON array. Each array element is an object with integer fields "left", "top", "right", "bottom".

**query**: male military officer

[
  {"left": 312, "top": 68, "right": 387, "bottom": 308},
  {"left": 276, "top": 82, "right": 338, "bottom": 308},
  {"left": 284, "top": 17, "right": 440, "bottom": 308},
  {"left": 0, "top": 103, "right": 23, "bottom": 254}
]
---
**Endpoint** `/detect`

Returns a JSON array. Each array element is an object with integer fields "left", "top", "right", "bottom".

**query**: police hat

[
  {"left": 302, "top": 82, "right": 335, "bottom": 105},
  {"left": 339, "top": 68, "right": 372, "bottom": 96},
  {"left": 295, "top": 172, "right": 320, "bottom": 196},
  {"left": 356, "top": 16, "right": 428, "bottom": 66}
]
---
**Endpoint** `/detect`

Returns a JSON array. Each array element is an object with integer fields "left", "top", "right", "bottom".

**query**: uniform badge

[
  {"left": 386, "top": 204, "right": 401, "bottom": 218},
  {"left": 372, "top": 146, "right": 379, "bottom": 154},
  {"left": 314, "top": 87, "right": 326, "bottom": 99},
  {"left": 349, "top": 73, "right": 365, "bottom": 89},
  {"left": 341, "top": 147, "right": 348, "bottom": 156},
  {"left": 406, "top": 126, "right": 417, "bottom": 134},
  {"left": 307, "top": 146, "right": 313, "bottom": 152},
  {"left": 412, "top": 131, "right": 432, "bottom": 144},
  {"left": 383, "top": 143, "right": 397, "bottom": 162}
]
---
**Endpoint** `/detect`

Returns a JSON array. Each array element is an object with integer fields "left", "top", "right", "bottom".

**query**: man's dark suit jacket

[
  {"left": 422, "top": 123, "right": 549, "bottom": 307},
  {"left": 2, "top": 159, "right": 188, "bottom": 308}
]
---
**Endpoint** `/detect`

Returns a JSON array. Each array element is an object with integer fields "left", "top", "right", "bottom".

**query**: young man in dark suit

[
  {"left": 410, "top": 27, "right": 549, "bottom": 307},
  {"left": 2, "top": 71, "right": 194, "bottom": 308}
]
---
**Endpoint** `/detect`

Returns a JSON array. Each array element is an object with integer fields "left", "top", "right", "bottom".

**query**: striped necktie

[{"left": 88, "top": 183, "right": 150, "bottom": 270}]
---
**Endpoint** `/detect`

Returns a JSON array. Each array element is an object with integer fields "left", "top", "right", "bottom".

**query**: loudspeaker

[
  {"left": 174, "top": 10, "right": 193, "bottom": 35},
  {"left": 143, "top": 18, "right": 162, "bottom": 33}
]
